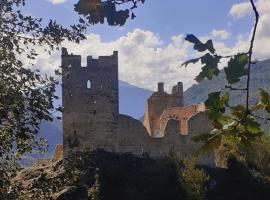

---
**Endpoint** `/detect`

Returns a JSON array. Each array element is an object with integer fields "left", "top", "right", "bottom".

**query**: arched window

[{"left": 87, "top": 80, "right": 92, "bottom": 89}]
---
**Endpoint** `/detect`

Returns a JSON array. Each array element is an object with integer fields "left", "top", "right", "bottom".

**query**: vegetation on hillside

[{"left": 11, "top": 149, "right": 270, "bottom": 200}]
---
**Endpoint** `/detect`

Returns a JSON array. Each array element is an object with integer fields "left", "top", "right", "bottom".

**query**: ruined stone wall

[
  {"left": 116, "top": 113, "right": 214, "bottom": 166},
  {"left": 60, "top": 50, "right": 215, "bottom": 167},
  {"left": 57, "top": 111, "right": 214, "bottom": 166},
  {"left": 62, "top": 48, "right": 119, "bottom": 156},
  {"left": 159, "top": 102, "right": 206, "bottom": 136},
  {"left": 143, "top": 82, "right": 184, "bottom": 137}
]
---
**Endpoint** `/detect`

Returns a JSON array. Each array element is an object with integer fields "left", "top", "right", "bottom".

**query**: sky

[{"left": 23, "top": 0, "right": 270, "bottom": 91}]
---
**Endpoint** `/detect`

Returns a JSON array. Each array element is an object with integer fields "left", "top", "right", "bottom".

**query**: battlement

[
  {"left": 61, "top": 47, "right": 118, "bottom": 69},
  {"left": 152, "top": 82, "right": 183, "bottom": 97}
]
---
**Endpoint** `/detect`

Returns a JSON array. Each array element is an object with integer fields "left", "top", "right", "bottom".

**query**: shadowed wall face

[{"left": 62, "top": 48, "right": 119, "bottom": 156}]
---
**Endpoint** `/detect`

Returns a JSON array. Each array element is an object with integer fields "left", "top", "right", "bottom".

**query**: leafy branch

[
  {"left": 182, "top": 0, "right": 270, "bottom": 156},
  {"left": 246, "top": 0, "right": 259, "bottom": 113},
  {"left": 74, "top": 0, "right": 146, "bottom": 26}
]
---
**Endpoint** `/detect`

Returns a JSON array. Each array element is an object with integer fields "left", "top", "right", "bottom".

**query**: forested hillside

[
  {"left": 184, "top": 59, "right": 270, "bottom": 106},
  {"left": 184, "top": 59, "right": 270, "bottom": 131}
]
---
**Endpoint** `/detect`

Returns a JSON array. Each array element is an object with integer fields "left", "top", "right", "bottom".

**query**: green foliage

[
  {"left": 182, "top": 35, "right": 221, "bottom": 83},
  {"left": 0, "top": 0, "right": 88, "bottom": 198},
  {"left": 208, "top": 155, "right": 270, "bottom": 200},
  {"left": 254, "top": 88, "right": 270, "bottom": 113},
  {"left": 61, "top": 150, "right": 186, "bottom": 200},
  {"left": 185, "top": 34, "right": 215, "bottom": 54},
  {"left": 74, "top": 0, "right": 146, "bottom": 26},
  {"left": 178, "top": 158, "right": 209, "bottom": 200},
  {"left": 13, "top": 150, "right": 270, "bottom": 200},
  {"left": 224, "top": 54, "right": 249, "bottom": 84},
  {"left": 87, "top": 173, "right": 101, "bottom": 200},
  {"left": 205, "top": 92, "right": 230, "bottom": 128},
  {"left": 183, "top": 0, "right": 268, "bottom": 158},
  {"left": 242, "top": 137, "right": 270, "bottom": 176}
]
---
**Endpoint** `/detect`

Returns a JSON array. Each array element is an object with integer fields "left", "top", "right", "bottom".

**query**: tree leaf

[
  {"left": 194, "top": 134, "right": 222, "bottom": 156},
  {"left": 194, "top": 53, "right": 220, "bottom": 83},
  {"left": 258, "top": 88, "right": 270, "bottom": 113},
  {"left": 181, "top": 58, "right": 200, "bottom": 67},
  {"left": 245, "top": 116, "right": 261, "bottom": 134},
  {"left": 205, "top": 92, "right": 230, "bottom": 128},
  {"left": 231, "top": 105, "right": 246, "bottom": 119},
  {"left": 185, "top": 34, "right": 215, "bottom": 53},
  {"left": 224, "top": 54, "right": 248, "bottom": 84}
]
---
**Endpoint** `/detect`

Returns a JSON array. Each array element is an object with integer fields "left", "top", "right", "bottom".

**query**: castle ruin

[{"left": 59, "top": 48, "right": 215, "bottom": 166}]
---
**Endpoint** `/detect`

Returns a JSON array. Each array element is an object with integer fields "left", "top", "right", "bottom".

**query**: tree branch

[{"left": 246, "top": 0, "right": 259, "bottom": 114}]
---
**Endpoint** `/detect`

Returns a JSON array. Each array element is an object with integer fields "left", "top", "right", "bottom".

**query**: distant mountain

[
  {"left": 184, "top": 59, "right": 270, "bottom": 131},
  {"left": 184, "top": 59, "right": 270, "bottom": 106},
  {"left": 119, "top": 81, "right": 152, "bottom": 119}
]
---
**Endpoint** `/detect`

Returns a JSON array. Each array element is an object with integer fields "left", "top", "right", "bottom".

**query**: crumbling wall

[
  {"left": 186, "top": 112, "right": 215, "bottom": 167},
  {"left": 116, "top": 114, "right": 214, "bottom": 166},
  {"left": 159, "top": 104, "right": 205, "bottom": 136},
  {"left": 143, "top": 82, "right": 184, "bottom": 137}
]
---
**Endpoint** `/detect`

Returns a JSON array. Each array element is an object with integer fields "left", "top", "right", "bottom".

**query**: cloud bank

[
  {"left": 31, "top": 0, "right": 270, "bottom": 92},
  {"left": 33, "top": 29, "right": 201, "bottom": 91}
]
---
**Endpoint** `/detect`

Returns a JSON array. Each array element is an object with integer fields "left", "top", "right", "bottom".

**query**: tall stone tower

[
  {"left": 143, "top": 82, "right": 184, "bottom": 137},
  {"left": 61, "top": 48, "right": 119, "bottom": 156}
]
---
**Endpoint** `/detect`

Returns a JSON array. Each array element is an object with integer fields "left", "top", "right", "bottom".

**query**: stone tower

[
  {"left": 143, "top": 82, "right": 184, "bottom": 137},
  {"left": 61, "top": 48, "right": 119, "bottom": 156}
]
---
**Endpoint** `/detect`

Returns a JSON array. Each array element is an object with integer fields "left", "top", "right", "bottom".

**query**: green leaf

[
  {"left": 205, "top": 92, "right": 230, "bottom": 128},
  {"left": 252, "top": 102, "right": 264, "bottom": 111},
  {"left": 231, "top": 105, "right": 246, "bottom": 119},
  {"left": 259, "top": 88, "right": 270, "bottom": 113},
  {"left": 224, "top": 54, "right": 248, "bottom": 84},
  {"left": 185, "top": 34, "right": 216, "bottom": 54},
  {"left": 245, "top": 116, "right": 261, "bottom": 134},
  {"left": 181, "top": 58, "right": 200, "bottom": 67},
  {"left": 194, "top": 53, "right": 220, "bottom": 83},
  {"left": 74, "top": 0, "right": 134, "bottom": 26},
  {"left": 195, "top": 65, "right": 215, "bottom": 82},
  {"left": 194, "top": 134, "right": 222, "bottom": 156}
]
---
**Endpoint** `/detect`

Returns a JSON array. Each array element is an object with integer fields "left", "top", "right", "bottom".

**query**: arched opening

[{"left": 87, "top": 80, "right": 92, "bottom": 89}]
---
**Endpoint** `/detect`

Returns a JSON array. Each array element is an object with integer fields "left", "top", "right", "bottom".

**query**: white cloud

[
  {"left": 211, "top": 29, "right": 230, "bottom": 40},
  {"left": 47, "top": 0, "right": 67, "bottom": 5},
  {"left": 31, "top": 0, "right": 270, "bottom": 92},
  {"left": 229, "top": 2, "right": 252, "bottom": 18},
  {"left": 227, "top": 0, "right": 270, "bottom": 60},
  {"left": 32, "top": 29, "right": 202, "bottom": 91}
]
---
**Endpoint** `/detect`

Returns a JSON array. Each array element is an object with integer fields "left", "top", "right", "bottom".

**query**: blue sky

[
  {"left": 24, "top": 0, "right": 270, "bottom": 91},
  {"left": 25, "top": 0, "right": 251, "bottom": 43}
]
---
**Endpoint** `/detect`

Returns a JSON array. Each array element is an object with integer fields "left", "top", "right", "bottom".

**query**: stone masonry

[{"left": 59, "top": 48, "right": 215, "bottom": 167}]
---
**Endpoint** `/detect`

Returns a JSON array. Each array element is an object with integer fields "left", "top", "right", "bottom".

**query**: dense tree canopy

[{"left": 0, "top": 0, "right": 144, "bottom": 198}]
